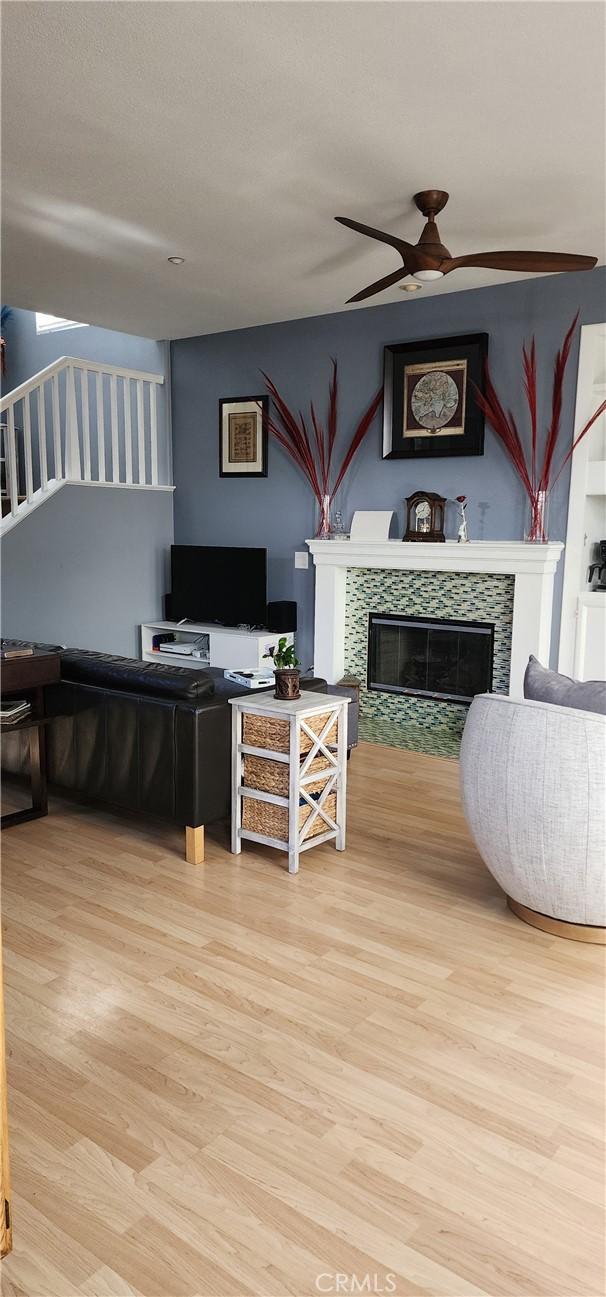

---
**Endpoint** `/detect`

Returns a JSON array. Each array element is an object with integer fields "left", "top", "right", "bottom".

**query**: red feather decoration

[
  {"left": 472, "top": 314, "right": 604, "bottom": 539},
  {"left": 540, "top": 311, "right": 579, "bottom": 492},
  {"left": 332, "top": 390, "right": 383, "bottom": 496},
  {"left": 522, "top": 337, "right": 537, "bottom": 494},
  {"left": 262, "top": 363, "right": 382, "bottom": 531}
]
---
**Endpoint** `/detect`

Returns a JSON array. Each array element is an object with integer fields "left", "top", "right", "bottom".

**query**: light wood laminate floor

[{"left": 1, "top": 743, "right": 604, "bottom": 1297}]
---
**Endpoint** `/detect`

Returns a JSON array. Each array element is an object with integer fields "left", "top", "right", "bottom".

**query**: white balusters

[
  {"left": 81, "top": 369, "right": 91, "bottom": 481},
  {"left": 52, "top": 372, "right": 62, "bottom": 479},
  {"left": 37, "top": 385, "right": 48, "bottom": 492},
  {"left": 5, "top": 408, "right": 18, "bottom": 516},
  {"left": 136, "top": 379, "right": 145, "bottom": 483},
  {"left": 110, "top": 374, "right": 119, "bottom": 481},
  {"left": 0, "top": 355, "right": 167, "bottom": 532},
  {"left": 96, "top": 371, "right": 106, "bottom": 482},
  {"left": 66, "top": 364, "right": 81, "bottom": 480},
  {"left": 23, "top": 393, "right": 33, "bottom": 501},
  {"left": 123, "top": 378, "right": 133, "bottom": 484},
  {"left": 150, "top": 382, "right": 158, "bottom": 486}
]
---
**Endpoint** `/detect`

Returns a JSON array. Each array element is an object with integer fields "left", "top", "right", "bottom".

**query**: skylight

[{"left": 35, "top": 313, "right": 89, "bottom": 334}]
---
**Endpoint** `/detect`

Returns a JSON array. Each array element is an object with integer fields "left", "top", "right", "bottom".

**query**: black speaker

[
  {"left": 163, "top": 592, "right": 175, "bottom": 621},
  {"left": 267, "top": 600, "right": 297, "bottom": 633}
]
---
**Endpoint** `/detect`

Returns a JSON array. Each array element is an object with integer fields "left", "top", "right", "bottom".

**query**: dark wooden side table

[{"left": 1, "top": 650, "right": 61, "bottom": 829}]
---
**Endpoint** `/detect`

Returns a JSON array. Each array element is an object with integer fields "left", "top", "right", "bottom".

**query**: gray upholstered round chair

[{"left": 460, "top": 693, "right": 606, "bottom": 942}]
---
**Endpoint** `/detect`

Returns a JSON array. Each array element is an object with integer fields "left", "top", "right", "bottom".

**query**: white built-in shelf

[
  {"left": 559, "top": 321, "right": 606, "bottom": 678},
  {"left": 586, "top": 460, "right": 606, "bottom": 495},
  {"left": 574, "top": 595, "right": 606, "bottom": 680}
]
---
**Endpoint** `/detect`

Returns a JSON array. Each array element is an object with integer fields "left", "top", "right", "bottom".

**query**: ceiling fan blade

[
  {"left": 347, "top": 266, "right": 410, "bottom": 303},
  {"left": 444, "top": 250, "right": 598, "bottom": 274},
  {"left": 335, "top": 215, "right": 412, "bottom": 254}
]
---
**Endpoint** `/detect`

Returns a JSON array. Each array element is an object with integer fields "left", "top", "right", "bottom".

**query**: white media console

[{"left": 140, "top": 621, "right": 294, "bottom": 672}]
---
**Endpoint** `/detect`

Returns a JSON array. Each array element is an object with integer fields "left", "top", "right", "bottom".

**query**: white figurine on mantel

[{"left": 456, "top": 495, "right": 469, "bottom": 543}]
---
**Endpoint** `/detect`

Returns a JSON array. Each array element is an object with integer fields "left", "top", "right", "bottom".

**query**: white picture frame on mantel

[{"left": 349, "top": 510, "right": 395, "bottom": 541}]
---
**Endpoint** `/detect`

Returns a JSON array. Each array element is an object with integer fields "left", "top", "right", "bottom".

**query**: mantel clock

[{"left": 403, "top": 491, "right": 446, "bottom": 542}]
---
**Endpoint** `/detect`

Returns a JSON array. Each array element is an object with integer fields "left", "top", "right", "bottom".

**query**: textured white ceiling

[{"left": 2, "top": 1, "right": 604, "bottom": 340}]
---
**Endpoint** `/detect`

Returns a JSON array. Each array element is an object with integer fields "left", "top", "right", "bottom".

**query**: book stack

[
  {"left": 0, "top": 698, "right": 32, "bottom": 724},
  {"left": 0, "top": 646, "right": 34, "bottom": 660}
]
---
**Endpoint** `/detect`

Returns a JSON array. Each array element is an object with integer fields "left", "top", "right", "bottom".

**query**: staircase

[{"left": 0, "top": 356, "right": 169, "bottom": 535}]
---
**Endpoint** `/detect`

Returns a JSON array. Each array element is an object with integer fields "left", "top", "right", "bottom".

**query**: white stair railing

[{"left": 0, "top": 356, "right": 167, "bottom": 532}]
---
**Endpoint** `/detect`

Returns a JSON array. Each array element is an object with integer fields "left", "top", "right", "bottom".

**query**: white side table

[{"left": 230, "top": 690, "right": 349, "bottom": 873}]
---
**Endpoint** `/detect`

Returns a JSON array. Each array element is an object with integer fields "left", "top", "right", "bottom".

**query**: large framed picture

[
  {"left": 382, "top": 333, "right": 488, "bottom": 459},
  {"left": 219, "top": 396, "right": 268, "bottom": 477}
]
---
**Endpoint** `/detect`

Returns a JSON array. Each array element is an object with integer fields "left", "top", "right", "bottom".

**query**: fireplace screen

[{"left": 368, "top": 613, "right": 494, "bottom": 704}]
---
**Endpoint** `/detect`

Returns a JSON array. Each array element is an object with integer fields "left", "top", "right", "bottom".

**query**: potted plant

[{"left": 264, "top": 636, "right": 301, "bottom": 700}]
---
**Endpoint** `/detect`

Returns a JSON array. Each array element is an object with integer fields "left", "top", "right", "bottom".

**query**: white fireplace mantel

[{"left": 306, "top": 539, "right": 564, "bottom": 695}]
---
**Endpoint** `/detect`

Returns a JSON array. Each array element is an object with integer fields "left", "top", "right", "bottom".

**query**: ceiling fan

[{"left": 335, "top": 190, "right": 597, "bottom": 302}]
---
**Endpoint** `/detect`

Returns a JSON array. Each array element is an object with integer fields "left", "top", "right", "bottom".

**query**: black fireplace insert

[{"left": 367, "top": 612, "right": 494, "bottom": 704}]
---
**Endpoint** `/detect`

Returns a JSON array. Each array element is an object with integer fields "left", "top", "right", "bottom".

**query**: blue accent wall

[{"left": 171, "top": 269, "right": 605, "bottom": 672}]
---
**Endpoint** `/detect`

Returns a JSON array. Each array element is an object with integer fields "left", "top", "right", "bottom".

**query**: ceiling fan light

[{"left": 413, "top": 269, "right": 444, "bottom": 282}]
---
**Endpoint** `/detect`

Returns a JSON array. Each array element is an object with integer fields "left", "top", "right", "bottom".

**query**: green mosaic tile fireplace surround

[{"left": 344, "top": 567, "right": 514, "bottom": 757}]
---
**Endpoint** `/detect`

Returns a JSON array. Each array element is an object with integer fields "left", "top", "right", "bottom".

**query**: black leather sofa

[{"left": 1, "top": 642, "right": 331, "bottom": 862}]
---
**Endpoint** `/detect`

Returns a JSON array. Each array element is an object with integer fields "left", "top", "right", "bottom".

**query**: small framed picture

[
  {"left": 383, "top": 333, "right": 488, "bottom": 459},
  {"left": 219, "top": 396, "right": 268, "bottom": 477}
]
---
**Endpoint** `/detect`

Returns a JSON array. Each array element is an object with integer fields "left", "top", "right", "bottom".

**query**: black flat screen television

[{"left": 169, "top": 545, "right": 267, "bottom": 627}]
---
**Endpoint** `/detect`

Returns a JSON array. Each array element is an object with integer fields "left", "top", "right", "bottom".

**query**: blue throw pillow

[{"left": 524, "top": 655, "right": 606, "bottom": 716}]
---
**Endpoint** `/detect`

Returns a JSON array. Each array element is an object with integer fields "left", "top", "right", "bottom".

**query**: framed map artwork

[{"left": 382, "top": 333, "right": 488, "bottom": 459}]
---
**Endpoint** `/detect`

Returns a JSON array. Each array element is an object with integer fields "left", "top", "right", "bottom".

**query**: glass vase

[
  {"left": 316, "top": 494, "right": 332, "bottom": 539},
  {"left": 330, "top": 508, "right": 349, "bottom": 539},
  {"left": 525, "top": 491, "right": 549, "bottom": 543}
]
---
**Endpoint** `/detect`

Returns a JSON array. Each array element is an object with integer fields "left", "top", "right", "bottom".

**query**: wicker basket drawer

[
  {"left": 242, "top": 709, "right": 337, "bottom": 754},
  {"left": 242, "top": 792, "right": 337, "bottom": 843},
  {"left": 243, "top": 752, "right": 332, "bottom": 798}
]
